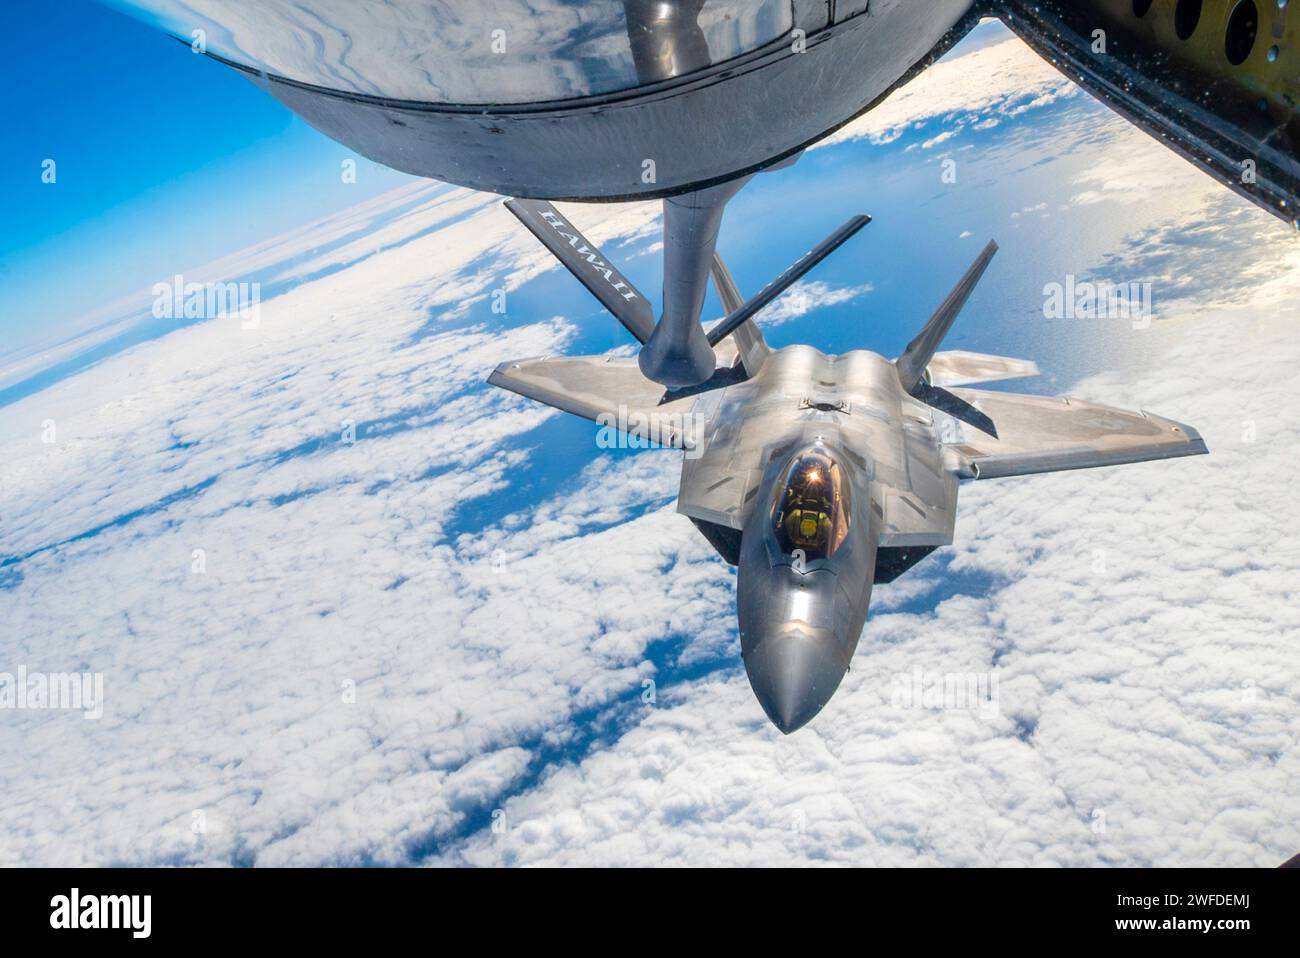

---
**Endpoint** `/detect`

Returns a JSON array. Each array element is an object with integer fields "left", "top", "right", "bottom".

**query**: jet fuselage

[{"left": 727, "top": 346, "right": 940, "bottom": 732}]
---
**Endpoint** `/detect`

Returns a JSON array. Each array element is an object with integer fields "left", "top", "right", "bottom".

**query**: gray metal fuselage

[{"left": 690, "top": 345, "right": 948, "bottom": 732}]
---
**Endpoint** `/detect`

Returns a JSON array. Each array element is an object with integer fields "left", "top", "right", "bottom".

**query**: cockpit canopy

[{"left": 771, "top": 447, "right": 852, "bottom": 563}]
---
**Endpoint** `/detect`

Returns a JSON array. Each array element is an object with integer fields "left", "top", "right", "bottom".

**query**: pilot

[{"left": 776, "top": 457, "right": 836, "bottom": 559}]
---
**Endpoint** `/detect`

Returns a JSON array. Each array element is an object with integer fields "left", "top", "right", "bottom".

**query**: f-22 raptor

[{"left": 491, "top": 202, "right": 1208, "bottom": 734}]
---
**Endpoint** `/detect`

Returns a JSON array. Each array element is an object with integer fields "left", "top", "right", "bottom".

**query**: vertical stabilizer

[
  {"left": 895, "top": 240, "right": 998, "bottom": 394},
  {"left": 710, "top": 253, "right": 769, "bottom": 378}
]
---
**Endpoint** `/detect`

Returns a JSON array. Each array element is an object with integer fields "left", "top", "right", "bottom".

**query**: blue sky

[{"left": 1, "top": 0, "right": 414, "bottom": 354}]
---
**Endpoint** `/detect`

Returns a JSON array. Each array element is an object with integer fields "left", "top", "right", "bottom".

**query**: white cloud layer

[
  {"left": 817, "top": 29, "right": 1077, "bottom": 151},
  {"left": 1, "top": 26, "right": 1296, "bottom": 868},
  {"left": 755, "top": 281, "right": 874, "bottom": 328}
]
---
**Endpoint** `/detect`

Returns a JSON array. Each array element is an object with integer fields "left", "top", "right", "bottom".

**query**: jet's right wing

[
  {"left": 941, "top": 389, "right": 1207, "bottom": 480},
  {"left": 490, "top": 353, "right": 764, "bottom": 532},
  {"left": 488, "top": 354, "right": 748, "bottom": 453}
]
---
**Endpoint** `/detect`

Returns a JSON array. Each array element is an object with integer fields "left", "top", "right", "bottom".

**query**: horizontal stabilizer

[
  {"left": 927, "top": 350, "right": 1039, "bottom": 387},
  {"left": 896, "top": 240, "right": 998, "bottom": 394},
  {"left": 504, "top": 198, "right": 656, "bottom": 344}
]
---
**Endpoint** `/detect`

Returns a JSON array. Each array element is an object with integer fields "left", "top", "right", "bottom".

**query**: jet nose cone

[{"left": 743, "top": 628, "right": 848, "bottom": 734}]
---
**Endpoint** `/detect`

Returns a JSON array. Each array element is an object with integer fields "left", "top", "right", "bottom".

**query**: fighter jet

[
  {"left": 489, "top": 206, "right": 1208, "bottom": 733},
  {"left": 110, "top": 0, "right": 1300, "bottom": 391}
]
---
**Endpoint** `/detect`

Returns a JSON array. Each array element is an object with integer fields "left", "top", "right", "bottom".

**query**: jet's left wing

[{"left": 940, "top": 389, "right": 1207, "bottom": 480}]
